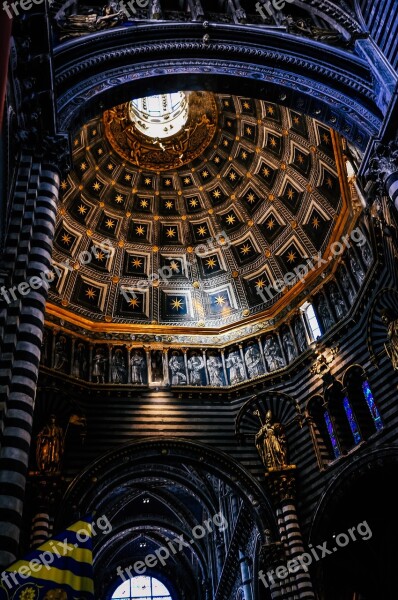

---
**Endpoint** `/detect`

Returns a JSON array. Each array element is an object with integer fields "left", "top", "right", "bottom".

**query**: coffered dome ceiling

[{"left": 50, "top": 92, "right": 353, "bottom": 336}]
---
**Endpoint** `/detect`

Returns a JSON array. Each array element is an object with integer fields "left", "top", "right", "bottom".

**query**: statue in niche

[
  {"left": 130, "top": 350, "right": 146, "bottom": 384},
  {"left": 225, "top": 350, "right": 245, "bottom": 385},
  {"left": 111, "top": 349, "right": 127, "bottom": 384},
  {"left": 36, "top": 415, "right": 64, "bottom": 474},
  {"left": 282, "top": 330, "right": 297, "bottom": 363},
  {"left": 317, "top": 297, "right": 334, "bottom": 332},
  {"left": 57, "top": 0, "right": 126, "bottom": 40},
  {"left": 330, "top": 285, "right": 346, "bottom": 320},
  {"left": 340, "top": 269, "right": 355, "bottom": 303},
  {"left": 254, "top": 410, "right": 288, "bottom": 471},
  {"left": 169, "top": 352, "right": 187, "bottom": 385},
  {"left": 245, "top": 342, "right": 264, "bottom": 378},
  {"left": 187, "top": 352, "right": 205, "bottom": 385},
  {"left": 72, "top": 342, "right": 88, "bottom": 379},
  {"left": 54, "top": 336, "right": 68, "bottom": 372},
  {"left": 207, "top": 353, "right": 224, "bottom": 387},
  {"left": 92, "top": 348, "right": 107, "bottom": 384},
  {"left": 151, "top": 350, "right": 164, "bottom": 383},
  {"left": 282, "top": 15, "right": 344, "bottom": 44},
  {"left": 381, "top": 309, "right": 398, "bottom": 370},
  {"left": 349, "top": 254, "right": 366, "bottom": 286},
  {"left": 40, "top": 330, "right": 49, "bottom": 366},
  {"left": 294, "top": 318, "right": 307, "bottom": 353},
  {"left": 263, "top": 336, "right": 285, "bottom": 371}
]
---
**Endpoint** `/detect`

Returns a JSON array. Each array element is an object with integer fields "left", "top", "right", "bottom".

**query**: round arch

[{"left": 54, "top": 25, "right": 383, "bottom": 149}]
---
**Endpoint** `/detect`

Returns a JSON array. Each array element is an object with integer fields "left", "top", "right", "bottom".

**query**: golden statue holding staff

[
  {"left": 254, "top": 410, "right": 288, "bottom": 471},
  {"left": 36, "top": 415, "right": 64, "bottom": 475}
]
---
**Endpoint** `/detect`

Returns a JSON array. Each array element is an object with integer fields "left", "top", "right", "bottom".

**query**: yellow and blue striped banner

[{"left": 0, "top": 519, "right": 95, "bottom": 600}]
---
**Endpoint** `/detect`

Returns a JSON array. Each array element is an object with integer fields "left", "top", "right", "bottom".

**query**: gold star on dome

[
  {"left": 326, "top": 176, "right": 333, "bottom": 188},
  {"left": 80, "top": 162, "right": 87, "bottom": 171},
  {"left": 229, "top": 171, "right": 237, "bottom": 182},
  {"left": 92, "top": 129, "right": 97, "bottom": 136},
  {"left": 322, "top": 133, "right": 331, "bottom": 144},
  {"left": 129, "top": 297, "right": 140, "bottom": 308},
  {"left": 170, "top": 260, "right": 180, "bottom": 272},
  {"left": 226, "top": 120, "right": 232, "bottom": 127},
  {"left": 132, "top": 258, "right": 143, "bottom": 269},
  {"left": 93, "top": 181, "right": 101, "bottom": 191},
  {"left": 189, "top": 198, "right": 198, "bottom": 207},
  {"left": 140, "top": 199, "right": 149, "bottom": 208},
  {"left": 78, "top": 204, "right": 87, "bottom": 215},
  {"left": 206, "top": 257, "right": 217, "bottom": 269},
  {"left": 201, "top": 170, "right": 209, "bottom": 178},
  {"left": 287, "top": 188, "right": 295, "bottom": 200},
  {"left": 164, "top": 179, "right": 172, "bottom": 186},
  {"left": 266, "top": 218, "right": 275, "bottom": 230},
  {"left": 287, "top": 251, "right": 297, "bottom": 263},
  {"left": 165, "top": 201, "right": 174, "bottom": 209},
  {"left": 269, "top": 137, "right": 277, "bottom": 147},
  {"left": 243, "top": 101, "right": 251, "bottom": 110},
  {"left": 312, "top": 216, "right": 320, "bottom": 229},
  {"left": 215, "top": 295, "right": 226, "bottom": 306},
  {"left": 223, "top": 100, "right": 230, "bottom": 107},
  {"left": 85, "top": 287, "right": 96, "bottom": 300},
  {"left": 212, "top": 189, "right": 222, "bottom": 199},
  {"left": 61, "top": 233, "right": 71, "bottom": 245},
  {"left": 256, "top": 278, "right": 266, "bottom": 290},
  {"left": 95, "top": 251, "right": 105, "bottom": 261},
  {"left": 240, "top": 243, "right": 252, "bottom": 256},
  {"left": 144, "top": 177, "right": 152, "bottom": 186},
  {"left": 61, "top": 180, "right": 68, "bottom": 190},
  {"left": 135, "top": 225, "right": 145, "bottom": 236},
  {"left": 226, "top": 214, "right": 236, "bottom": 225},
  {"left": 197, "top": 226, "right": 208, "bottom": 237},
  {"left": 223, "top": 139, "right": 229, "bottom": 147},
  {"left": 247, "top": 192, "right": 256, "bottom": 204},
  {"left": 245, "top": 127, "right": 252, "bottom": 136},
  {"left": 105, "top": 218, "right": 115, "bottom": 229},
  {"left": 124, "top": 173, "right": 131, "bottom": 181},
  {"left": 214, "top": 156, "right": 221, "bottom": 164},
  {"left": 262, "top": 166, "right": 270, "bottom": 178},
  {"left": 74, "top": 139, "right": 79, "bottom": 146},
  {"left": 107, "top": 163, "right": 114, "bottom": 171},
  {"left": 97, "top": 148, "right": 103, "bottom": 155},
  {"left": 293, "top": 116, "right": 300, "bottom": 125},
  {"left": 297, "top": 153, "right": 305, "bottom": 164},
  {"left": 267, "top": 105, "right": 274, "bottom": 115},
  {"left": 184, "top": 177, "right": 191, "bottom": 185},
  {"left": 115, "top": 194, "right": 123, "bottom": 204},
  {"left": 166, "top": 227, "right": 176, "bottom": 238},
  {"left": 241, "top": 150, "right": 248, "bottom": 160},
  {"left": 171, "top": 298, "right": 184, "bottom": 311}
]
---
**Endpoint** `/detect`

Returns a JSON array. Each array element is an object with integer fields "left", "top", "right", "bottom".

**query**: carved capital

[
  {"left": 365, "top": 140, "right": 398, "bottom": 198},
  {"left": 264, "top": 465, "right": 297, "bottom": 503}
]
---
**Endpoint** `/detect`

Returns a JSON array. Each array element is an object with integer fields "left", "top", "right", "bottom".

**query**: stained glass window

[
  {"left": 112, "top": 576, "right": 172, "bottom": 600},
  {"left": 343, "top": 397, "right": 361, "bottom": 445},
  {"left": 324, "top": 410, "right": 341, "bottom": 459},
  {"left": 362, "top": 381, "right": 383, "bottom": 431}
]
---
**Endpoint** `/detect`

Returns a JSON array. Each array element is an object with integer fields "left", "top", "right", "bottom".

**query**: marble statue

[
  {"left": 318, "top": 297, "right": 334, "bottom": 332},
  {"left": 294, "top": 318, "right": 307, "bottom": 353},
  {"left": 361, "top": 242, "right": 373, "bottom": 267},
  {"left": 54, "top": 336, "right": 68, "bottom": 372},
  {"left": 244, "top": 343, "right": 264, "bottom": 377},
  {"left": 255, "top": 410, "right": 288, "bottom": 471},
  {"left": 283, "top": 15, "right": 344, "bottom": 44},
  {"left": 169, "top": 352, "right": 187, "bottom": 385},
  {"left": 381, "top": 309, "right": 398, "bottom": 370},
  {"left": 72, "top": 342, "right": 87, "bottom": 379},
  {"left": 187, "top": 352, "right": 205, "bottom": 385},
  {"left": 151, "top": 350, "right": 164, "bottom": 383},
  {"left": 282, "top": 330, "right": 297, "bottom": 363},
  {"left": 111, "top": 349, "right": 127, "bottom": 383},
  {"left": 349, "top": 254, "right": 366, "bottom": 286},
  {"left": 225, "top": 351, "right": 245, "bottom": 385},
  {"left": 58, "top": 1, "right": 126, "bottom": 40},
  {"left": 93, "top": 348, "right": 107, "bottom": 383},
  {"left": 207, "top": 354, "right": 224, "bottom": 387},
  {"left": 263, "top": 336, "right": 285, "bottom": 371},
  {"left": 340, "top": 270, "right": 355, "bottom": 303},
  {"left": 330, "top": 285, "right": 346, "bottom": 320},
  {"left": 131, "top": 350, "right": 146, "bottom": 384},
  {"left": 36, "top": 415, "right": 64, "bottom": 474}
]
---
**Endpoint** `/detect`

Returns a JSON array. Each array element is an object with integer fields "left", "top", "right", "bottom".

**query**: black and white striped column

[
  {"left": 30, "top": 511, "right": 51, "bottom": 548},
  {"left": 385, "top": 171, "right": 398, "bottom": 211},
  {"left": 0, "top": 157, "right": 60, "bottom": 568}
]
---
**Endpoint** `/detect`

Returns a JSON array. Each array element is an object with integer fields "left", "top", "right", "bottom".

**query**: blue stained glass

[
  {"left": 324, "top": 410, "right": 341, "bottom": 458},
  {"left": 362, "top": 381, "right": 383, "bottom": 431},
  {"left": 343, "top": 397, "right": 361, "bottom": 445}
]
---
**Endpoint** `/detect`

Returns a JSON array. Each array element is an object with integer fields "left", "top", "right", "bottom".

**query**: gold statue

[
  {"left": 381, "top": 309, "right": 398, "bottom": 370},
  {"left": 36, "top": 415, "right": 64, "bottom": 475},
  {"left": 254, "top": 410, "right": 288, "bottom": 471}
]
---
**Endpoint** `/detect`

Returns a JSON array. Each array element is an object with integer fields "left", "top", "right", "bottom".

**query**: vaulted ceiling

[{"left": 49, "top": 92, "right": 353, "bottom": 335}]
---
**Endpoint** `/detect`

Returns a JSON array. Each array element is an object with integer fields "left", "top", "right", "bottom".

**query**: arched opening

[
  {"left": 112, "top": 575, "right": 173, "bottom": 600},
  {"left": 343, "top": 366, "right": 383, "bottom": 439}
]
